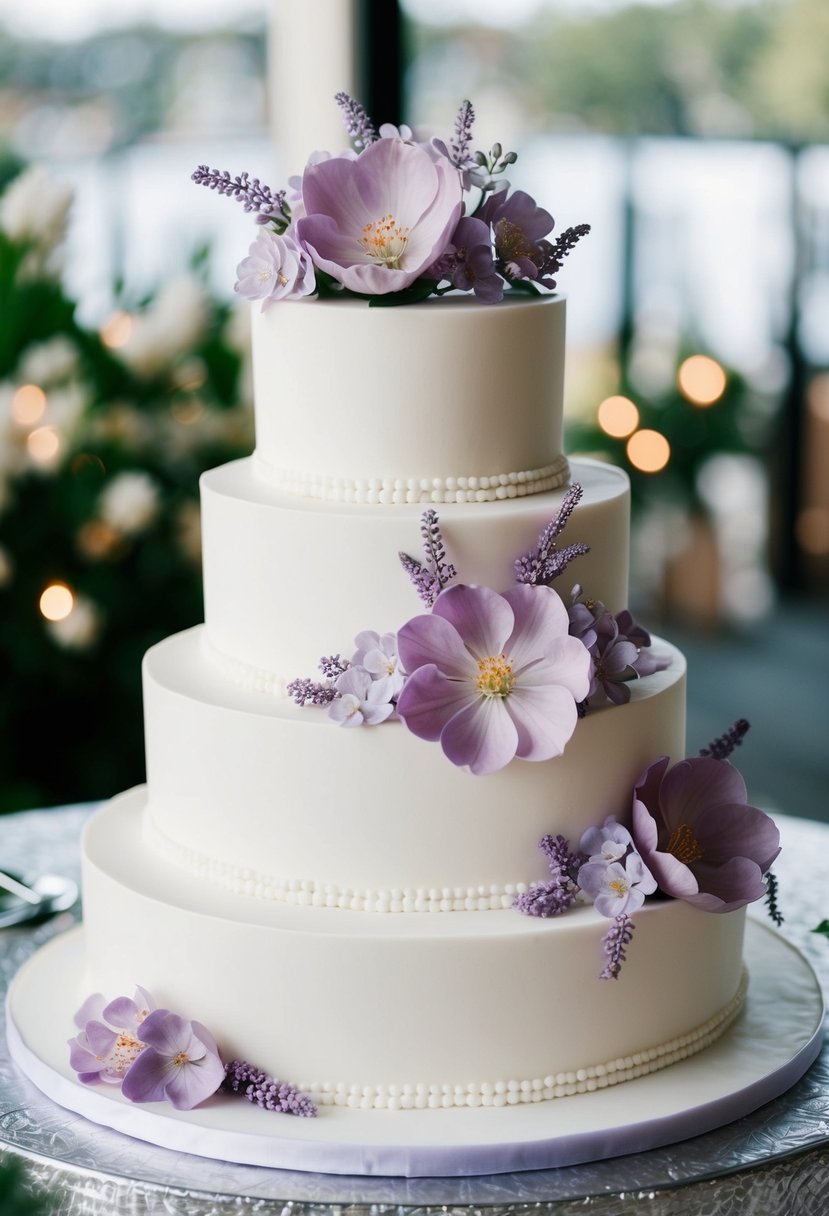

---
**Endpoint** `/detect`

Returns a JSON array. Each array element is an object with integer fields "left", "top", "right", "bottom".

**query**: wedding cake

[{"left": 73, "top": 98, "right": 780, "bottom": 1123}]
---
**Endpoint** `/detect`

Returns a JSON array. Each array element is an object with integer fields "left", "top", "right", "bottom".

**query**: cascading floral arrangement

[{"left": 192, "top": 94, "right": 590, "bottom": 307}]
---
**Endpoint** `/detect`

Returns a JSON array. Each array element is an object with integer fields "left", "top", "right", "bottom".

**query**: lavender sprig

[
  {"left": 449, "top": 100, "right": 476, "bottom": 169},
  {"left": 286, "top": 677, "right": 339, "bottom": 707},
  {"left": 764, "top": 870, "right": 784, "bottom": 927},
  {"left": 399, "top": 509, "right": 458, "bottom": 608},
  {"left": 535, "top": 224, "right": 592, "bottom": 282},
  {"left": 514, "top": 483, "right": 589, "bottom": 585},
  {"left": 222, "top": 1060, "right": 317, "bottom": 1118},
  {"left": 514, "top": 833, "right": 581, "bottom": 918},
  {"left": 599, "top": 913, "right": 635, "bottom": 980},
  {"left": 191, "top": 166, "right": 290, "bottom": 228},
  {"left": 335, "top": 91, "right": 378, "bottom": 150},
  {"left": 699, "top": 718, "right": 750, "bottom": 760}
]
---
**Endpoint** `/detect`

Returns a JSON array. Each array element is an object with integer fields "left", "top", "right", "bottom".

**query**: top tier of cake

[{"left": 251, "top": 293, "right": 568, "bottom": 503}]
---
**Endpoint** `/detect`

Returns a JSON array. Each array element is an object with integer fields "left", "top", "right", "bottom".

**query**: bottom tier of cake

[{"left": 82, "top": 790, "right": 748, "bottom": 1110}]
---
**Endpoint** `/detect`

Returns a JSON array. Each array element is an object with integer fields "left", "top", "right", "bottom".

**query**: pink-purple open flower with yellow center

[
  {"left": 68, "top": 986, "right": 155, "bottom": 1085},
  {"left": 395, "top": 583, "right": 591, "bottom": 775},
  {"left": 631, "top": 755, "right": 781, "bottom": 912},
  {"left": 120, "top": 1009, "right": 225, "bottom": 1111},
  {"left": 295, "top": 136, "right": 463, "bottom": 295}
]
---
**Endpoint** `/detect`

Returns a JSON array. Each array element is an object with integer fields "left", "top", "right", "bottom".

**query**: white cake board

[{"left": 6, "top": 920, "right": 824, "bottom": 1179}]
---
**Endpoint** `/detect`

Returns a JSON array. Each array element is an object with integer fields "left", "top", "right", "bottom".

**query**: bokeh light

[
  {"left": 627, "top": 429, "right": 671, "bottom": 473},
  {"left": 11, "top": 384, "right": 47, "bottom": 426},
  {"left": 677, "top": 355, "right": 727, "bottom": 407},
  {"left": 100, "top": 311, "right": 134, "bottom": 349},
  {"left": 597, "top": 394, "right": 639, "bottom": 438},
  {"left": 39, "top": 582, "right": 74, "bottom": 621},
  {"left": 27, "top": 426, "right": 61, "bottom": 465},
  {"left": 796, "top": 507, "right": 829, "bottom": 557}
]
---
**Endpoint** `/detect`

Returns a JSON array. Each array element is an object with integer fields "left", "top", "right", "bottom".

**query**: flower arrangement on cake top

[{"left": 193, "top": 95, "right": 590, "bottom": 307}]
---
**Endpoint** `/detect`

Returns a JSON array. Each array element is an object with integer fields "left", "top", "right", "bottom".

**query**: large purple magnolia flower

[
  {"left": 68, "top": 987, "right": 155, "bottom": 1086},
  {"left": 631, "top": 755, "right": 781, "bottom": 912},
  {"left": 296, "top": 136, "right": 463, "bottom": 295},
  {"left": 396, "top": 583, "right": 591, "bottom": 775},
  {"left": 121, "top": 1009, "right": 225, "bottom": 1111}
]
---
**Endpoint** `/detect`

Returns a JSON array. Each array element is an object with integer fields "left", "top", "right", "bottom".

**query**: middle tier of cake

[{"left": 143, "top": 625, "right": 685, "bottom": 910}]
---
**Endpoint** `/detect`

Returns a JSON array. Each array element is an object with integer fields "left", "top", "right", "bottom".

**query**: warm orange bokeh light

[
  {"left": 100, "top": 311, "right": 134, "bottom": 349},
  {"left": 597, "top": 395, "right": 640, "bottom": 439},
  {"left": 677, "top": 355, "right": 727, "bottom": 407},
  {"left": 27, "top": 426, "right": 61, "bottom": 465},
  {"left": 39, "top": 582, "right": 75, "bottom": 621},
  {"left": 12, "top": 384, "right": 47, "bottom": 426},
  {"left": 627, "top": 429, "right": 671, "bottom": 473},
  {"left": 796, "top": 507, "right": 829, "bottom": 557}
]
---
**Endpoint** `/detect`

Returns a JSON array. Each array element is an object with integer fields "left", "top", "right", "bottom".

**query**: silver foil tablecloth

[{"left": 1, "top": 803, "right": 828, "bottom": 1215}]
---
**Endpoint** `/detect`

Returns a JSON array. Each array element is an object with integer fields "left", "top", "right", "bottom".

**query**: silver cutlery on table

[{"left": 0, "top": 870, "right": 79, "bottom": 928}]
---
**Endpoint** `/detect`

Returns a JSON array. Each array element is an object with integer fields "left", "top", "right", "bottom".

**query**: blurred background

[{"left": 0, "top": 0, "right": 826, "bottom": 820}]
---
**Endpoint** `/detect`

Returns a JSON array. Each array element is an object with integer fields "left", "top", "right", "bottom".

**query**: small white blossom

[
  {"left": 118, "top": 275, "right": 209, "bottom": 378},
  {"left": 19, "top": 336, "right": 79, "bottom": 386},
  {"left": 99, "top": 471, "right": 161, "bottom": 536},
  {"left": 0, "top": 165, "right": 73, "bottom": 277}
]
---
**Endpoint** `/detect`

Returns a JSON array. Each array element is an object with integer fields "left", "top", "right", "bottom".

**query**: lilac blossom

[
  {"left": 513, "top": 833, "right": 582, "bottom": 917},
  {"left": 223, "top": 1060, "right": 317, "bottom": 1117},
  {"left": 352, "top": 631, "right": 405, "bottom": 698},
  {"left": 396, "top": 583, "right": 591, "bottom": 775},
  {"left": 431, "top": 100, "right": 487, "bottom": 190},
  {"left": 286, "top": 677, "right": 339, "bottom": 707},
  {"left": 328, "top": 665, "right": 396, "bottom": 727},
  {"left": 296, "top": 136, "right": 463, "bottom": 295},
  {"left": 568, "top": 587, "right": 667, "bottom": 709},
  {"left": 699, "top": 718, "right": 750, "bottom": 761},
  {"left": 579, "top": 816, "right": 634, "bottom": 864},
  {"left": 121, "top": 1010, "right": 225, "bottom": 1111},
  {"left": 399, "top": 509, "right": 457, "bottom": 607},
  {"left": 600, "top": 914, "right": 635, "bottom": 981},
  {"left": 577, "top": 852, "right": 656, "bottom": 918},
  {"left": 235, "top": 230, "right": 315, "bottom": 307},
  {"left": 68, "top": 987, "right": 155, "bottom": 1086},
  {"left": 514, "top": 484, "right": 589, "bottom": 586},
  {"left": 631, "top": 755, "right": 781, "bottom": 913},
  {"left": 319, "top": 654, "right": 349, "bottom": 680}
]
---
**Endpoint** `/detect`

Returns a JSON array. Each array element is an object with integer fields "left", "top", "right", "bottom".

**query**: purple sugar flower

[
  {"left": 396, "top": 583, "right": 591, "bottom": 775},
  {"left": 600, "top": 913, "right": 635, "bottom": 981},
  {"left": 568, "top": 588, "right": 667, "bottom": 709},
  {"left": 296, "top": 136, "right": 463, "bottom": 295},
  {"left": 223, "top": 1059, "right": 317, "bottom": 1117},
  {"left": 445, "top": 216, "right": 504, "bottom": 302},
  {"left": 286, "top": 676, "right": 339, "bottom": 707},
  {"left": 514, "top": 833, "right": 582, "bottom": 917},
  {"left": 121, "top": 1010, "right": 225, "bottom": 1111},
  {"left": 480, "top": 188, "right": 555, "bottom": 284},
  {"left": 631, "top": 755, "right": 781, "bottom": 913},
  {"left": 68, "top": 987, "right": 155, "bottom": 1086},
  {"left": 577, "top": 852, "right": 656, "bottom": 918},
  {"left": 579, "top": 816, "right": 634, "bottom": 864},
  {"left": 515, "top": 485, "right": 589, "bottom": 587},
  {"left": 235, "top": 229, "right": 315, "bottom": 307},
  {"left": 328, "top": 665, "right": 396, "bottom": 727},
  {"left": 352, "top": 630, "right": 405, "bottom": 698}
]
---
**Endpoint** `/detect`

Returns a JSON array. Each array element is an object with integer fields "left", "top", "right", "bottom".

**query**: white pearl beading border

[
  {"left": 298, "top": 969, "right": 748, "bottom": 1110},
  {"left": 203, "top": 635, "right": 288, "bottom": 699},
  {"left": 144, "top": 814, "right": 529, "bottom": 914},
  {"left": 253, "top": 451, "right": 570, "bottom": 505}
]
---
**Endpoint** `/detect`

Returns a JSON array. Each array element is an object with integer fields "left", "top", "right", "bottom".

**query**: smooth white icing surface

[
  {"left": 143, "top": 626, "right": 686, "bottom": 902},
  {"left": 83, "top": 791, "right": 747, "bottom": 1104},
  {"left": 251, "top": 294, "right": 567, "bottom": 494},
  {"left": 201, "top": 456, "right": 630, "bottom": 681}
]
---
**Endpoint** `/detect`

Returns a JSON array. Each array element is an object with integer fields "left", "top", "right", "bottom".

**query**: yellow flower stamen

[
  {"left": 476, "top": 654, "right": 514, "bottom": 698},
  {"left": 666, "top": 823, "right": 704, "bottom": 864},
  {"left": 359, "top": 214, "right": 409, "bottom": 269}
]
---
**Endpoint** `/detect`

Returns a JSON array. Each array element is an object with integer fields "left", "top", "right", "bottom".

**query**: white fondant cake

[{"left": 79, "top": 293, "right": 749, "bottom": 1114}]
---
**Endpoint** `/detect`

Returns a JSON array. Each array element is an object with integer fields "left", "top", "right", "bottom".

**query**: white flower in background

[
  {"left": 99, "top": 471, "right": 161, "bottom": 536},
  {"left": 118, "top": 274, "right": 210, "bottom": 378},
  {"left": 19, "top": 336, "right": 79, "bottom": 386},
  {"left": 175, "top": 499, "right": 202, "bottom": 566},
  {"left": 46, "top": 595, "right": 102, "bottom": 651},
  {"left": 0, "top": 165, "right": 73, "bottom": 277},
  {"left": 44, "top": 381, "right": 87, "bottom": 435}
]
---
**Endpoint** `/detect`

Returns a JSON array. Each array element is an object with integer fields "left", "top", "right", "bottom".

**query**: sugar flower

[
  {"left": 396, "top": 583, "right": 591, "bottom": 775},
  {"left": 352, "top": 630, "right": 405, "bottom": 698},
  {"left": 328, "top": 665, "right": 396, "bottom": 727},
  {"left": 577, "top": 852, "right": 657, "bottom": 918},
  {"left": 579, "top": 816, "right": 634, "bottom": 864},
  {"left": 296, "top": 136, "right": 463, "bottom": 295},
  {"left": 631, "top": 755, "right": 781, "bottom": 913},
  {"left": 68, "top": 986, "right": 155, "bottom": 1086},
  {"left": 235, "top": 229, "right": 316, "bottom": 307},
  {"left": 120, "top": 1009, "right": 225, "bottom": 1111}
]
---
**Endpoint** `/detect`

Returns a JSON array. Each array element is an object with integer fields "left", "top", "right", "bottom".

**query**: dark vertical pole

[
  {"left": 357, "top": 0, "right": 404, "bottom": 127},
  {"left": 618, "top": 137, "right": 636, "bottom": 387}
]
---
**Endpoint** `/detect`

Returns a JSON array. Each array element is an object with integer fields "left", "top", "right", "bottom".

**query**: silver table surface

[{"left": 0, "top": 803, "right": 828, "bottom": 1215}]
